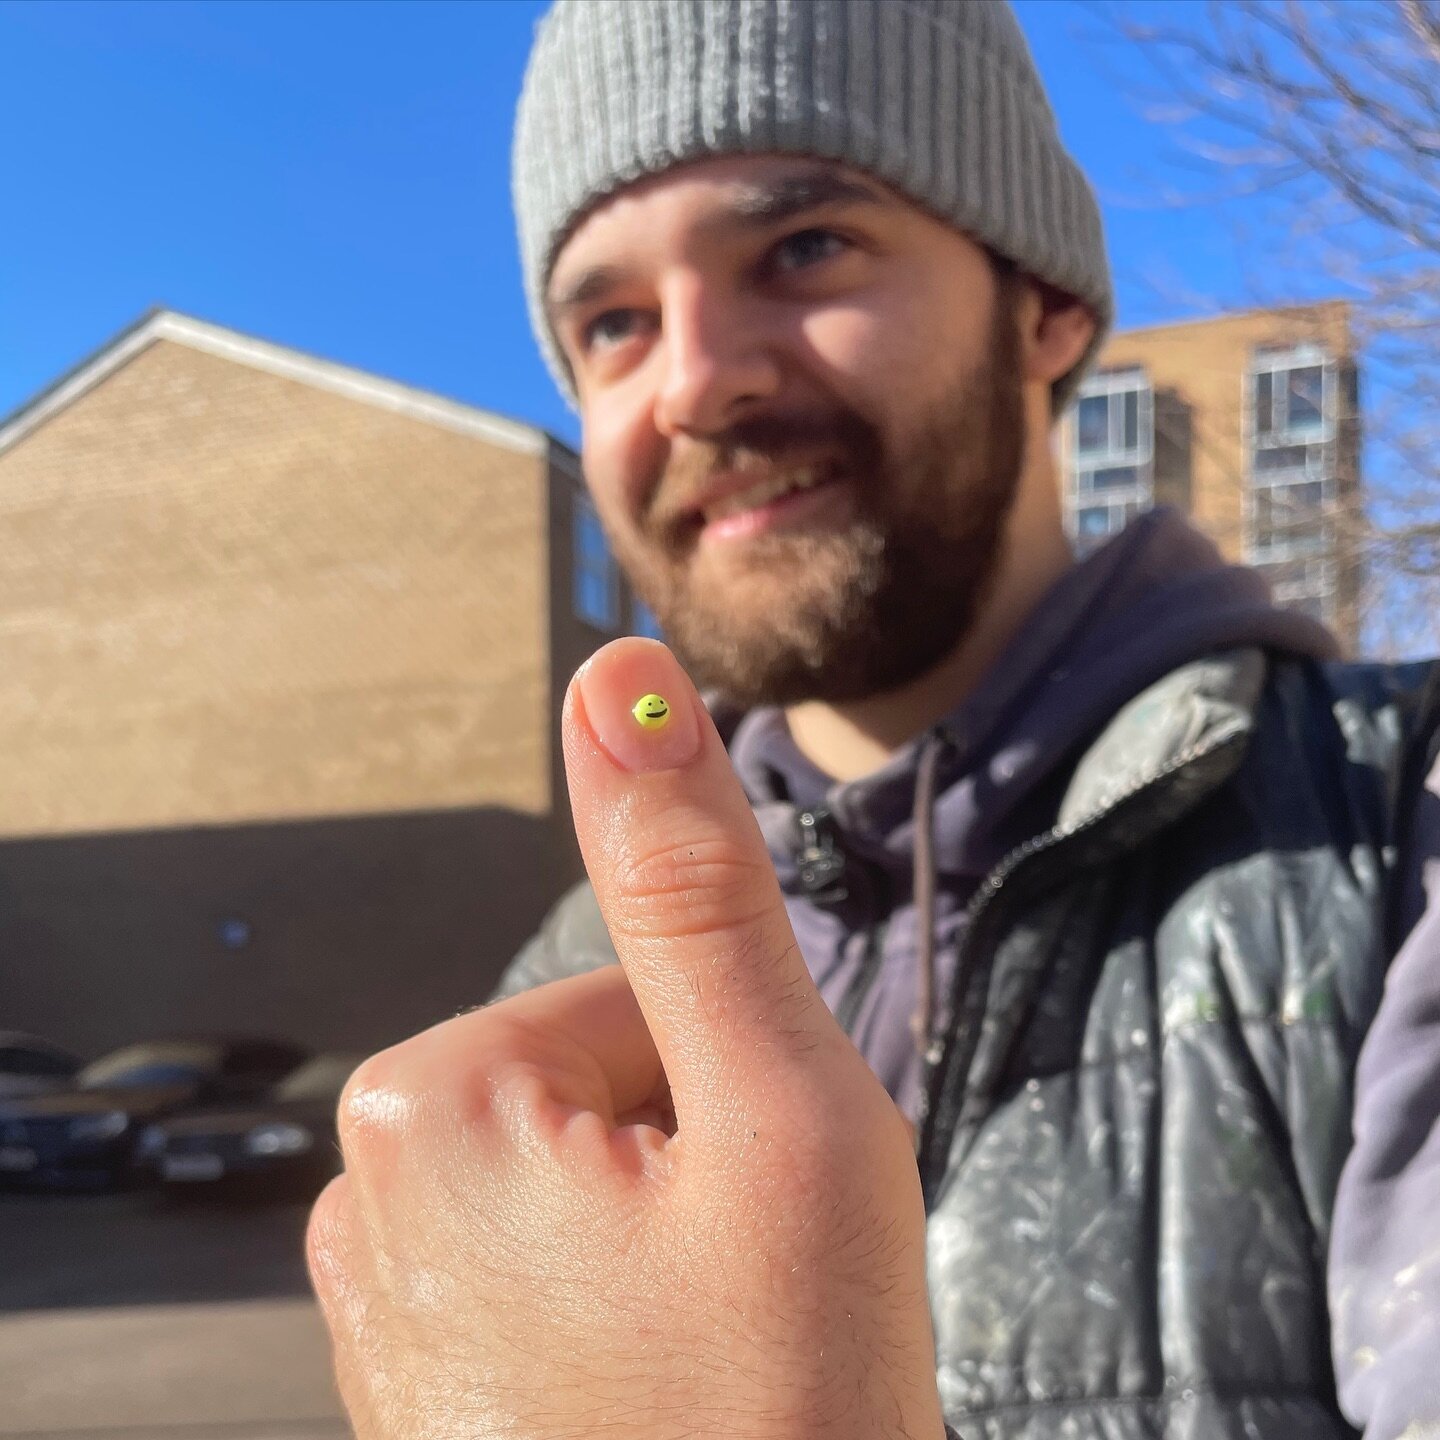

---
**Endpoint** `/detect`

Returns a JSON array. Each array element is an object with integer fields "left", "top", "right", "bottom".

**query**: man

[{"left": 308, "top": 2, "right": 1440, "bottom": 1436}]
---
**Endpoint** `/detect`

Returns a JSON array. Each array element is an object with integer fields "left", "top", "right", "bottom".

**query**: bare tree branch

[{"left": 1092, "top": 0, "right": 1440, "bottom": 657}]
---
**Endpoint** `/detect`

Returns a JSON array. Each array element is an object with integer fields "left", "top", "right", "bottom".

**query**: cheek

[
  {"left": 580, "top": 399, "right": 662, "bottom": 532},
  {"left": 799, "top": 277, "right": 985, "bottom": 413},
  {"left": 797, "top": 305, "right": 894, "bottom": 384},
  {"left": 795, "top": 306, "right": 929, "bottom": 452},
  {"left": 795, "top": 297, "right": 948, "bottom": 419}
]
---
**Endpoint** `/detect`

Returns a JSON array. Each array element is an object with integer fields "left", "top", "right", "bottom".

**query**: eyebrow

[{"left": 545, "top": 168, "right": 888, "bottom": 326}]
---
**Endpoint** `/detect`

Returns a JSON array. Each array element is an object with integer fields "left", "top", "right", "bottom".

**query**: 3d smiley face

[{"left": 632, "top": 693, "right": 671, "bottom": 729}]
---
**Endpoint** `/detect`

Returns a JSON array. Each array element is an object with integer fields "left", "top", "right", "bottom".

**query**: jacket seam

[
  {"left": 949, "top": 1379, "right": 1329, "bottom": 1421},
  {"left": 1168, "top": 1011, "right": 1345, "bottom": 1040},
  {"left": 1010, "top": 1011, "right": 1344, "bottom": 1089}
]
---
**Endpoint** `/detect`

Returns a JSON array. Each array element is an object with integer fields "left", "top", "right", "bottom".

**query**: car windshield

[
  {"left": 78, "top": 1045, "right": 215, "bottom": 1089},
  {"left": 0, "top": 1045, "right": 74, "bottom": 1076},
  {"left": 274, "top": 1055, "right": 361, "bottom": 1102}
]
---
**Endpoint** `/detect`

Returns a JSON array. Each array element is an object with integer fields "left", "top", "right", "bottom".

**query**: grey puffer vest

[{"left": 490, "top": 649, "right": 1440, "bottom": 1438}]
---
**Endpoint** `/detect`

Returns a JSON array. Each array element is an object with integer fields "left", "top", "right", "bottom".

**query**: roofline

[
  {"left": 0, "top": 309, "right": 583, "bottom": 480},
  {"left": 1109, "top": 298, "right": 1351, "bottom": 343}
]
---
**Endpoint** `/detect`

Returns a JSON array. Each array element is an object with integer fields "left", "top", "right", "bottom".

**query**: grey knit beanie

[{"left": 513, "top": 0, "right": 1112, "bottom": 411}]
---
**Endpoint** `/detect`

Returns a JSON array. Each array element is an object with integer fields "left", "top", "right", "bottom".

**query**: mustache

[{"left": 648, "top": 408, "right": 880, "bottom": 527}]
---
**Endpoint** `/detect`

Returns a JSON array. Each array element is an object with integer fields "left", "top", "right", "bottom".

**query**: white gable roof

[{"left": 0, "top": 309, "right": 581, "bottom": 478}]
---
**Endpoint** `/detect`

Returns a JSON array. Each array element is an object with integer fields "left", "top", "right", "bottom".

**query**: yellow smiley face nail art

[{"left": 632, "top": 693, "right": 671, "bottom": 729}]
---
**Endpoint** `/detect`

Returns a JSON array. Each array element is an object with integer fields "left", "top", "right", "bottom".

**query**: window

[
  {"left": 573, "top": 497, "right": 617, "bottom": 629},
  {"left": 1074, "top": 373, "right": 1150, "bottom": 465},
  {"left": 1255, "top": 557, "right": 1332, "bottom": 626},
  {"left": 1252, "top": 482, "right": 1326, "bottom": 555},
  {"left": 1076, "top": 394, "right": 1110, "bottom": 455},
  {"left": 632, "top": 602, "right": 665, "bottom": 640},
  {"left": 1253, "top": 358, "right": 1326, "bottom": 443},
  {"left": 1077, "top": 464, "right": 1144, "bottom": 495},
  {"left": 1066, "top": 369, "right": 1153, "bottom": 553},
  {"left": 1076, "top": 497, "right": 1147, "bottom": 545},
  {"left": 1253, "top": 443, "right": 1325, "bottom": 478},
  {"left": 1246, "top": 345, "right": 1336, "bottom": 568}
]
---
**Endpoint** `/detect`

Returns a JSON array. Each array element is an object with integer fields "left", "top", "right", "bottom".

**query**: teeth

[{"left": 704, "top": 467, "right": 824, "bottom": 521}]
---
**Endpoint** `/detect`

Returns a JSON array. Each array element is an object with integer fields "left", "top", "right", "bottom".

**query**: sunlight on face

[{"left": 547, "top": 155, "right": 1027, "bottom": 706}]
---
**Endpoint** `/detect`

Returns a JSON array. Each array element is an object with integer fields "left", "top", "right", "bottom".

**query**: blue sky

[{"left": 1, "top": 0, "right": 1298, "bottom": 451}]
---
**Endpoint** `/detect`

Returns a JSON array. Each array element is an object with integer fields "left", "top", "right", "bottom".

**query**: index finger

[{"left": 563, "top": 638, "right": 835, "bottom": 1135}]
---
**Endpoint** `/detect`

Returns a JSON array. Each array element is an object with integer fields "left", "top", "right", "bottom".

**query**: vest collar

[{"left": 1056, "top": 648, "right": 1267, "bottom": 835}]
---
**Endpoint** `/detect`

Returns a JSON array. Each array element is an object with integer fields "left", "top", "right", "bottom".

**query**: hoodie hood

[{"left": 721, "top": 507, "right": 1339, "bottom": 889}]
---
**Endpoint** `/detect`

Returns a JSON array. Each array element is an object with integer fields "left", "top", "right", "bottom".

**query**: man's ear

[{"left": 1020, "top": 280, "right": 1097, "bottom": 391}]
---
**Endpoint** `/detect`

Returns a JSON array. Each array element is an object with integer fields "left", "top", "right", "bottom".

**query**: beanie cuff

[{"left": 514, "top": 0, "right": 1112, "bottom": 411}]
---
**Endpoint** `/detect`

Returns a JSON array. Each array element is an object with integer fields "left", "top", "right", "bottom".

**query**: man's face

[{"left": 547, "top": 156, "right": 1026, "bottom": 708}]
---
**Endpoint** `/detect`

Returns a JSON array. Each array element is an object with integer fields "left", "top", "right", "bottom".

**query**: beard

[{"left": 608, "top": 270, "right": 1027, "bottom": 709}]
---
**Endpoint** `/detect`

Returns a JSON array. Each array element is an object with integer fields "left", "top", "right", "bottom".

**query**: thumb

[{"left": 563, "top": 638, "right": 848, "bottom": 1140}]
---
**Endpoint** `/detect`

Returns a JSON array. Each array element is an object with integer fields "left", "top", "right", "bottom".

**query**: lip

[
  {"left": 681, "top": 460, "right": 836, "bottom": 527},
  {"left": 699, "top": 470, "right": 850, "bottom": 545}
]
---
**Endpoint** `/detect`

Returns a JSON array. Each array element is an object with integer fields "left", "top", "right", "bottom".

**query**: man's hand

[{"left": 307, "top": 638, "right": 945, "bottom": 1440}]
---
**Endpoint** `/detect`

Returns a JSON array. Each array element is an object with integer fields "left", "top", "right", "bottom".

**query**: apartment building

[
  {"left": 1062, "top": 303, "right": 1361, "bottom": 651},
  {"left": 0, "top": 310, "right": 654, "bottom": 1055}
]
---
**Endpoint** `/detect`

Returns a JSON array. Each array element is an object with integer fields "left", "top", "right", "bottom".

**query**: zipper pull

[{"left": 796, "top": 807, "right": 848, "bottom": 904}]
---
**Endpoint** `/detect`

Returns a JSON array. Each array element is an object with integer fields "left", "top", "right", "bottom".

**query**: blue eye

[
  {"left": 772, "top": 228, "right": 849, "bottom": 273},
  {"left": 583, "top": 309, "right": 644, "bottom": 352}
]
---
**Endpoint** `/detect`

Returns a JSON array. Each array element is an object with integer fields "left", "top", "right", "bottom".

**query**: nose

[{"left": 653, "top": 274, "right": 782, "bottom": 439}]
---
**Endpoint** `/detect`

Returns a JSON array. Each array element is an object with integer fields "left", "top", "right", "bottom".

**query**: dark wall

[
  {"left": 1152, "top": 387, "right": 1194, "bottom": 516},
  {"left": 544, "top": 449, "right": 625, "bottom": 884},
  {"left": 0, "top": 805, "right": 572, "bottom": 1060}
]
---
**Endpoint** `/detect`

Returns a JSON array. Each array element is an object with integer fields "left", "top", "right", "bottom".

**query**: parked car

[
  {"left": 0, "top": 1037, "right": 307, "bottom": 1190},
  {"left": 0, "top": 1033, "right": 81, "bottom": 1100},
  {"left": 140, "top": 1052, "right": 360, "bottom": 1196}
]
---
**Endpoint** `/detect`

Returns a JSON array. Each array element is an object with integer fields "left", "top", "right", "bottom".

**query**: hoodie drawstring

[{"left": 910, "top": 727, "right": 948, "bottom": 1063}]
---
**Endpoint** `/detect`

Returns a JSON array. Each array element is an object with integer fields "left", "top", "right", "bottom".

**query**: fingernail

[{"left": 575, "top": 639, "right": 703, "bottom": 773}]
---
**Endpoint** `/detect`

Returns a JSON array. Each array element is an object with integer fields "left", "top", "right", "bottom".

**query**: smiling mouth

[{"left": 696, "top": 465, "right": 833, "bottom": 525}]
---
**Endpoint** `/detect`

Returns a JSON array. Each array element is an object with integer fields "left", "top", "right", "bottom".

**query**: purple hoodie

[
  {"left": 725, "top": 507, "right": 1339, "bottom": 1116},
  {"left": 1330, "top": 763, "right": 1440, "bottom": 1432},
  {"left": 719, "top": 506, "right": 1439, "bottom": 1437}
]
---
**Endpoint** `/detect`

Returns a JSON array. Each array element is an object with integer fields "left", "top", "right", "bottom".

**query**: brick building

[
  {"left": 0, "top": 310, "right": 656, "bottom": 1056},
  {"left": 4, "top": 302, "right": 1365, "bottom": 1056},
  {"left": 1061, "top": 302, "right": 1362, "bottom": 651}
]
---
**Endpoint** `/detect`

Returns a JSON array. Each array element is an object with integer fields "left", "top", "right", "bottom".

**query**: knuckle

[
  {"left": 305, "top": 1175, "right": 354, "bottom": 1300},
  {"left": 335, "top": 1045, "right": 413, "bottom": 1158},
  {"left": 337, "top": 1019, "right": 518, "bottom": 1162},
  {"left": 613, "top": 829, "right": 777, "bottom": 942}
]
